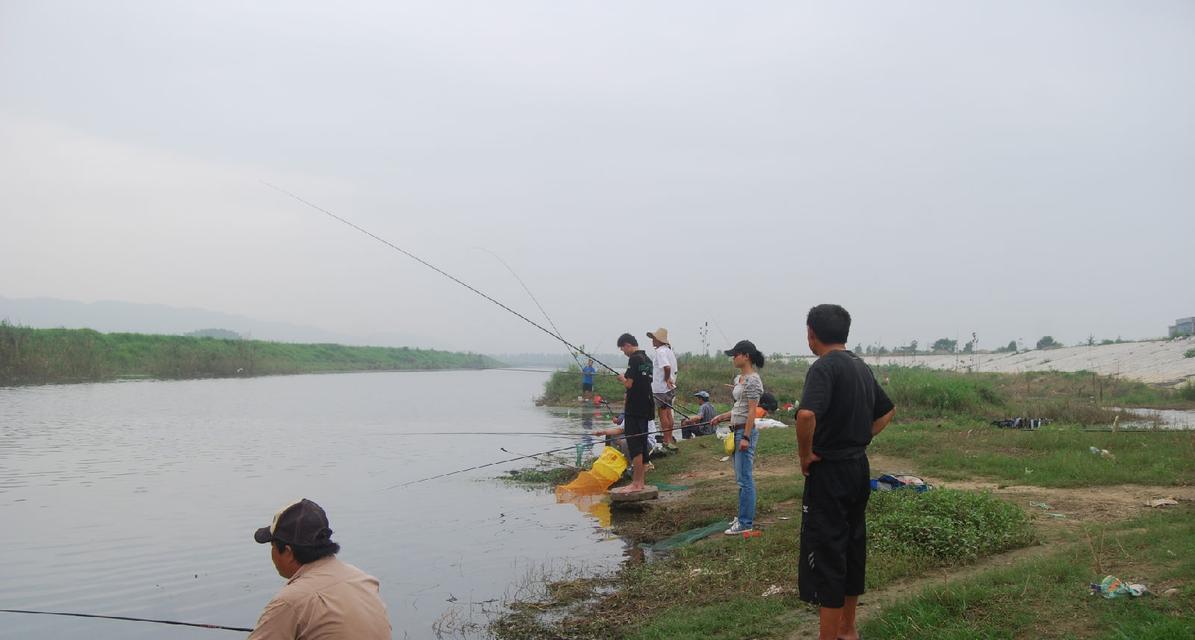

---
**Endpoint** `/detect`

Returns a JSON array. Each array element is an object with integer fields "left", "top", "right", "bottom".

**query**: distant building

[{"left": 1170, "top": 317, "right": 1195, "bottom": 338}]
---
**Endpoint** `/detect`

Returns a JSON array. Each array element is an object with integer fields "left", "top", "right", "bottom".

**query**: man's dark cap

[
  {"left": 760, "top": 391, "right": 779, "bottom": 413},
  {"left": 253, "top": 498, "right": 334, "bottom": 546},
  {"left": 723, "top": 339, "right": 757, "bottom": 356}
]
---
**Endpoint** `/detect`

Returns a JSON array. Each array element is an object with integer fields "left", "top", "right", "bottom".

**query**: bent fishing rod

[
  {"left": 0, "top": 609, "right": 252, "bottom": 633},
  {"left": 263, "top": 182, "right": 617, "bottom": 374},
  {"left": 264, "top": 183, "right": 691, "bottom": 420}
]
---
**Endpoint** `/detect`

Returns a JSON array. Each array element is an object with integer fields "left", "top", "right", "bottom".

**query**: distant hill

[{"left": 0, "top": 296, "right": 429, "bottom": 347}]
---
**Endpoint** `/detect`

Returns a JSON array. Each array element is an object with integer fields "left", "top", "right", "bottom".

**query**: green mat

[
  {"left": 649, "top": 520, "right": 731, "bottom": 552},
  {"left": 654, "top": 482, "right": 692, "bottom": 492}
]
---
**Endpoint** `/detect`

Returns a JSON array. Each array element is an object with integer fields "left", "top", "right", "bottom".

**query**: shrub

[
  {"left": 882, "top": 367, "right": 1003, "bottom": 414},
  {"left": 1036, "top": 336, "right": 1060, "bottom": 350},
  {"left": 1184, "top": 348, "right": 1195, "bottom": 359},
  {"left": 869, "top": 489, "right": 1034, "bottom": 564},
  {"left": 1180, "top": 382, "right": 1195, "bottom": 402}
]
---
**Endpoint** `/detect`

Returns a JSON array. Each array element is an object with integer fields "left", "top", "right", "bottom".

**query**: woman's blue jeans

[{"left": 733, "top": 427, "right": 761, "bottom": 528}]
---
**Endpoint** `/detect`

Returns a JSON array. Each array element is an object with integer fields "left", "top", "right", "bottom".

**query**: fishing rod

[
  {"left": 483, "top": 367, "right": 567, "bottom": 374},
  {"left": 373, "top": 431, "right": 585, "bottom": 439},
  {"left": 263, "top": 182, "right": 622, "bottom": 376},
  {"left": 388, "top": 440, "right": 596, "bottom": 488},
  {"left": 499, "top": 446, "right": 579, "bottom": 469},
  {"left": 263, "top": 184, "right": 695, "bottom": 434},
  {"left": 391, "top": 417, "right": 721, "bottom": 488},
  {"left": 476, "top": 247, "right": 584, "bottom": 371},
  {"left": 0, "top": 609, "right": 252, "bottom": 633}
]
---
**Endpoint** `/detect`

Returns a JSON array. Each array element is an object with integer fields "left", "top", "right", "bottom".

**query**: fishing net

[{"left": 649, "top": 520, "right": 731, "bottom": 552}]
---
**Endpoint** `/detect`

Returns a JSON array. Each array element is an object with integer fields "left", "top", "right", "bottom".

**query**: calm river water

[{"left": 0, "top": 370, "right": 626, "bottom": 639}]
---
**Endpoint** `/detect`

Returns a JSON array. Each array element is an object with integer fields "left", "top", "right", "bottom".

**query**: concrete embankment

[{"left": 854, "top": 337, "right": 1195, "bottom": 386}]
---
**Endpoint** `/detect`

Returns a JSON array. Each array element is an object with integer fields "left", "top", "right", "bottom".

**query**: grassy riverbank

[
  {"left": 540, "top": 355, "right": 1195, "bottom": 417},
  {"left": 495, "top": 364, "right": 1195, "bottom": 639},
  {"left": 0, "top": 323, "right": 500, "bottom": 385}
]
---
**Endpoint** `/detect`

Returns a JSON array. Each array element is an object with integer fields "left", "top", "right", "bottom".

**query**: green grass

[
  {"left": 492, "top": 428, "right": 1036, "bottom": 639},
  {"left": 880, "top": 367, "right": 1002, "bottom": 415},
  {"left": 872, "top": 421, "right": 1195, "bottom": 487},
  {"left": 862, "top": 508, "right": 1195, "bottom": 639},
  {"left": 869, "top": 489, "right": 1034, "bottom": 563},
  {"left": 541, "top": 357, "right": 1194, "bottom": 424},
  {"left": 502, "top": 466, "right": 580, "bottom": 485},
  {"left": 627, "top": 597, "right": 791, "bottom": 640},
  {"left": 1181, "top": 382, "right": 1195, "bottom": 402},
  {"left": 0, "top": 323, "right": 501, "bottom": 385}
]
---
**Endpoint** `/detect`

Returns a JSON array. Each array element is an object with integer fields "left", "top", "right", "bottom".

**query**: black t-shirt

[
  {"left": 798, "top": 350, "right": 894, "bottom": 460},
  {"left": 624, "top": 350, "right": 655, "bottom": 418}
]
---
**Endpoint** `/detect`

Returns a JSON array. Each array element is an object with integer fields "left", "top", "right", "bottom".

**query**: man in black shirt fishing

[
  {"left": 796, "top": 304, "right": 895, "bottom": 640},
  {"left": 613, "top": 332, "right": 653, "bottom": 494}
]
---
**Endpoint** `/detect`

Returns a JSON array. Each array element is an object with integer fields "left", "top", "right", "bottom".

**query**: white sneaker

[
  {"left": 729, "top": 517, "right": 739, "bottom": 528},
  {"left": 724, "top": 521, "right": 751, "bottom": 535}
]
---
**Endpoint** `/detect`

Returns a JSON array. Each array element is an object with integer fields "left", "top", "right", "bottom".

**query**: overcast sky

[{"left": 2, "top": 1, "right": 1192, "bottom": 355}]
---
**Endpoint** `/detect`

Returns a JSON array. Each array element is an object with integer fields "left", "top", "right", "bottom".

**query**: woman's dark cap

[{"left": 723, "top": 340, "right": 757, "bottom": 356}]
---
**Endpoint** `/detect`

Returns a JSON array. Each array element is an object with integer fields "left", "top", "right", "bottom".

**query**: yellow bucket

[{"left": 591, "top": 447, "right": 628, "bottom": 482}]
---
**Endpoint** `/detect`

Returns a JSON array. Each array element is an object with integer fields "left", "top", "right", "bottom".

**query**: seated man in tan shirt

[{"left": 250, "top": 499, "right": 391, "bottom": 639}]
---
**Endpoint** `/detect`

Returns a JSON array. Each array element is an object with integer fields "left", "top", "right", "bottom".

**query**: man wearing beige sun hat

[{"left": 647, "top": 327, "right": 679, "bottom": 449}]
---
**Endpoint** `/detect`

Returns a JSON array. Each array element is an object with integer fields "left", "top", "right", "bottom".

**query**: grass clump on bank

[
  {"left": 503, "top": 466, "right": 580, "bottom": 485},
  {"left": 880, "top": 367, "right": 1002, "bottom": 415},
  {"left": 869, "top": 489, "right": 1033, "bottom": 563},
  {"left": 0, "top": 323, "right": 501, "bottom": 385}
]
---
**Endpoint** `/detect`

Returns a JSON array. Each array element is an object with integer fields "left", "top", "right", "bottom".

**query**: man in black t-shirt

[
  {"left": 613, "top": 332, "right": 653, "bottom": 494},
  {"left": 796, "top": 304, "right": 895, "bottom": 640}
]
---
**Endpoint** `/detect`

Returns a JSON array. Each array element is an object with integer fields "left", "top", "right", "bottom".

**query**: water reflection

[{"left": 0, "top": 371, "right": 628, "bottom": 639}]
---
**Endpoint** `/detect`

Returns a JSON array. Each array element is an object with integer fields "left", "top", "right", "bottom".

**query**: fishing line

[
  {"left": 476, "top": 247, "right": 584, "bottom": 370},
  {"left": 390, "top": 419, "right": 718, "bottom": 488},
  {"left": 372, "top": 431, "right": 584, "bottom": 439},
  {"left": 264, "top": 183, "right": 683, "bottom": 422},
  {"left": 0, "top": 609, "right": 251, "bottom": 633},
  {"left": 263, "top": 182, "right": 702, "bottom": 490},
  {"left": 483, "top": 367, "right": 566, "bottom": 374},
  {"left": 499, "top": 446, "right": 579, "bottom": 469},
  {"left": 263, "top": 182, "right": 622, "bottom": 376}
]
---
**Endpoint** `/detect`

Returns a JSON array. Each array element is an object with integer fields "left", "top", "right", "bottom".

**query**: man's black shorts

[
  {"left": 623, "top": 415, "right": 650, "bottom": 461},
  {"left": 798, "top": 455, "right": 870, "bottom": 608},
  {"left": 582, "top": 382, "right": 594, "bottom": 392}
]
